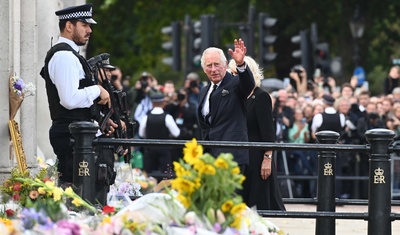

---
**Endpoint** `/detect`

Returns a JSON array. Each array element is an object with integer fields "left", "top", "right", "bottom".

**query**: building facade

[{"left": 0, "top": 0, "right": 86, "bottom": 180}]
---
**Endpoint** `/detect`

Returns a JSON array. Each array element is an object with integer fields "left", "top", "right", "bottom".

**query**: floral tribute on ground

[{"left": 0, "top": 140, "right": 286, "bottom": 235}]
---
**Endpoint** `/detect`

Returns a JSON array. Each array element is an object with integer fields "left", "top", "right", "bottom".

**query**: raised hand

[{"left": 228, "top": 38, "right": 246, "bottom": 65}]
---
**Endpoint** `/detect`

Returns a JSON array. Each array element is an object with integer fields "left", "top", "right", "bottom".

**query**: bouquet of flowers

[
  {"left": 109, "top": 138, "right": 284, "bottom": 234},
  {"left": 0, "top": 140, "right": 285, "bottom": 235},
  {"left": 110, "top": 163, "right": 157, "bottom": 197},
  {"left": 0, "top": 157, "right": 59, "bottom": 215},
  {"left": 171, "top": 138, "right": 248, "bottom": 232},
  {"left": 9, "top": 72, "right": 36, "bottom": 120}
]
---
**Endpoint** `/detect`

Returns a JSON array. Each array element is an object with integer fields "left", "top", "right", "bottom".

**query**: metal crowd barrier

[{"left": 69, "top": 121, "right": 399, "bottom": 235}]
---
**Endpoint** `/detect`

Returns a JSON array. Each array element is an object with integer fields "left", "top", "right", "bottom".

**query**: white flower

[
  {"left": 185, "top": 211, "right": 197, "bottom": 225},
  {"left": 23, "top": 82, "right": 36, "bottom": 97}
]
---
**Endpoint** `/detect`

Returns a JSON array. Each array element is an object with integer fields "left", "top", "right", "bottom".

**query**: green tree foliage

[{"left": 88, "top": 0, "right": 400, "bottom": 95}]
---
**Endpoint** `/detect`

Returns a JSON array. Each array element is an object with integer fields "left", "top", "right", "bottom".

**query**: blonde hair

[{"left": 228, "top": 56, "right": 264, "bottom": 87}]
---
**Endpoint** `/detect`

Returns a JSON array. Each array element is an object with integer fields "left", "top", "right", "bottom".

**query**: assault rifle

[{"left": 88, "top": 53, "right": 136, "bottom": 162}]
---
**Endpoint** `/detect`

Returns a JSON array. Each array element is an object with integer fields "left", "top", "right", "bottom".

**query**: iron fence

[{"left": 69, "top": 121, "right": 399, "bottom": 235}]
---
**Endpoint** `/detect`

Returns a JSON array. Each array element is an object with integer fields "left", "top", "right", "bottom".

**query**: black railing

[{"left": 69, "top": 121, "right": 399, "bottom": 235}]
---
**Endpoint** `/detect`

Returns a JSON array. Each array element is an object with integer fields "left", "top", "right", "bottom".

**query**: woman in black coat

[{"left": 229, "top": 56, "right": 286, "bottom": 210}]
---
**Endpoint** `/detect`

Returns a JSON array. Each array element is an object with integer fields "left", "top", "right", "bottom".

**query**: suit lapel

[
  {"left": 210, "top": 73, "right": 232, "bottom": 124},
  {"left": 198, "top": 83, "right": 211, "bottom": 126}
]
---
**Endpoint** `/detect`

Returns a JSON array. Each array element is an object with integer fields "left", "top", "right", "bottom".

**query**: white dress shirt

[
  {"left": 201, "top": 81, "right": 222, "bottom": 118},
  {"left": 48, "top": 37, "right": 100, "bottom": 110}
]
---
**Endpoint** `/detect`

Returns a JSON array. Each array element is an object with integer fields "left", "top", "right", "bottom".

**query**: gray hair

[
  {"left": 186, "top": 72, "right": 199, "bottom": 81},
  {"left": 200, "top": 47, "right": 227, "bottom": 69}
]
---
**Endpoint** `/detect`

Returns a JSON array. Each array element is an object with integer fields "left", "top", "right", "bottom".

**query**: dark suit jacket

[{"left": 197, "top": 67, "right": 255, "bottom": 165}]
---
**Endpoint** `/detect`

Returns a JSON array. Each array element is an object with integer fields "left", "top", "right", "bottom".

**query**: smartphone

[
  {"left": 363, "top": 81, "right": 369, "bottom": 91},
  {"left": 283, "top": 77, "right": 290, "bottom": 88}
]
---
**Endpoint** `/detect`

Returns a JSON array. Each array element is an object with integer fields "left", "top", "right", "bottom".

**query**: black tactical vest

[
  {"left": 146, "top": 112, "right": 169, "bottom": 139},
  {"left": 41, "top": 43, "right": 97, "bottom": 121},
  {"left": 318, "top": 112, "right": 342, "bottom": 134}
]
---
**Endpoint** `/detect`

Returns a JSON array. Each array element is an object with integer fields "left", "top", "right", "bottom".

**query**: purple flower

[
  {"left": 56, "top": 219, "right": 81, "bottom": 235},
  {"left": 213, "top": 223, "right": 222, "bottom": 232},
  {"left": 20, "top": 208, "right": 39, "bottom": 229},
  {"left": 14, "top": 78, "right": 25, "bottom": 91},
  {"left": 37, "top": 209, "right": 54, "bottom": 229},
  {"left": 222, "top": 227, "right": 240, "bottom": 235}
]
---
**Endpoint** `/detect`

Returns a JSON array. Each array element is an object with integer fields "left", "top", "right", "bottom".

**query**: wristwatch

[{"left": 264, "top": 153, "right": 272, "bottom": 159}]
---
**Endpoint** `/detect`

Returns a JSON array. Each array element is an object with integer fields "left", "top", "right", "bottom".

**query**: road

[{"left": 265, "top": 204, "right": 400, "bottom": 235}]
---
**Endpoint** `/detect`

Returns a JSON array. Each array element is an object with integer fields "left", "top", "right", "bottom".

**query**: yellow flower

[
  {"left": 173, "top": 161, "right": 184, "bottom": 175},
  {"left": 202, "top": 164, "right": 216, "bottom": 175},
  {"left": 230, "top": 203, "right": 247, "bottom": 215},
  {"left": 174, "top": 161, "right": 191, "bottom": 178},
  {"left": 72, "top": 197, "right": 84, "bottom": 207},
  {"left": 0, "top": 217, "right": 14, "bottom": 233},
  {"left": 176, "top": 193, "right": 190, "bottom": 208},
  {"left": 193, "top": 177, "right": 201, "bottom": 189},
  {"left": 230, "top": 215, "right": 243, "bottom": 229},
  {"left": 52, "top": 187, "right": 63, "bottom": 201},
  {"left": 231, "top": 166, "right": 240, "bottom": 174},
  {"left": 221, "top": 200, "right": 234, "bottom": 212},
  {"left": 238, "top": 175, "right": 246, "bottom": 184},
  {"left": 44, "top": 180, "right": 55, "bottom": 189},
  {"left": 172, "top": 139, "right": 248, "bottom": 232},
  {"left": 38, "top": 187, "right": 46, "bottom": 194},
  {"left": 193, "top": 159, "right": 205, "bottom": 173},
  {"left": 100, "top": 216, "right": 111, "bottom": 225},
  {"left": 64, "top": 187, "right": 75, "bottom": 197},
  {"left": 183, "top": 138, "right": 203, "bottom": 165},
  {"left": 214, "top": 158, "right": 228, "bottom": 169}
]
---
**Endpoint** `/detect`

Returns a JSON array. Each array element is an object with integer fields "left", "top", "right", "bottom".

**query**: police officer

[
  {"left": 41, "top": 3, "right": 115, "bottom": 185},
  {"left": 311, "top": 94, "right": 345, "bottom": 138},
  {"left": 138, "top": 93, "right": 180, "bottom": 180},
  {"left": 93, "top": 56, "right": 124, "bottom": 206}
]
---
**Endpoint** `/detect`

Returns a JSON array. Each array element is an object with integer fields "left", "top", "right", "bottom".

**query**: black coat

[
  {"left": 243, "top": 87, "right": 286, "bottom": 210},
  {"left": 197, "top": 67, "right": 255, "bottom": 165}
]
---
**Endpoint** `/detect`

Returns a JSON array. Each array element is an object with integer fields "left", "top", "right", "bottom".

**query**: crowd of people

[{"left": 124, "top": 61, "right": 400, "bottom": 201}]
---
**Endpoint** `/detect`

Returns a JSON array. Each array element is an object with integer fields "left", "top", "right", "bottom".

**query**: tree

[{"left": 88, "top": 0, "right": 400, "bottom": 95}]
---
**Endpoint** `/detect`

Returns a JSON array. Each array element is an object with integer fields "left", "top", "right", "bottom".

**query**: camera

[
  {"left": 190, "top": 80, "right": 198, "bottom": 88},
  {"left": 291, "top": 65, "right": 303, "bottom": 74},
  {"left": 177, "top": 93, "right": 186, "bottom": 101},
  {"left": 140, "top": 80, "right": 148, "bottom": 89}
]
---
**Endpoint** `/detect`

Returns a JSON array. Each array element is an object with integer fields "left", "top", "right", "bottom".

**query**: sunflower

[{"left": 183, "top": 138, "right": 203, "bottom": 165}]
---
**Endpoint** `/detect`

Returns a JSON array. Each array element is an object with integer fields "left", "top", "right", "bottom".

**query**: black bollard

[
  {"left": 365, "top": 128, "right": 395, "bottom": 235},
  {"left": 69, "top": 121, "right": 99, "bottom": 204},
  {"left": 315, "top": 131, "right": 340, "bottom": 235}
]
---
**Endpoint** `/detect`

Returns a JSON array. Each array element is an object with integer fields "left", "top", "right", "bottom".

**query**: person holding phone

[{"left": 288, "top": 108, "right": 313, "bottom": 197}]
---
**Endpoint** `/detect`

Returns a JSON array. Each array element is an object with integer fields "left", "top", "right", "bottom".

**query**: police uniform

[
  {"left": 138, "top": 93, "right": 180, "bottom": 179},
  {"left": 41, "top": 4, "right": 99, "bottom": 184},
  {"left": 311, "top": 94, "right": 345, "bottom": 135}
]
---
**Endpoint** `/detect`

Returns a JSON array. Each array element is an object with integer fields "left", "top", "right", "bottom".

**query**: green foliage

[{"left": 367, "top": 65, "right": 387, "bottom": 96}]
